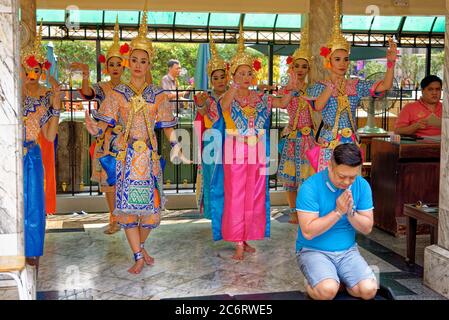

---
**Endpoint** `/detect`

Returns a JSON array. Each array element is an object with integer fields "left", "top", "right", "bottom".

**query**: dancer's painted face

[
  {"left": 129, "top": 49, "right": 150, "bottom": 78},
  {"left": 24, "top": 65, "right": 42, "bottom": 83},
  {"left": 233, "top": 65, "right": 253, "bottom": 89},
  {"left": 210, "top": 69, "right": 227, "bottom": 93},
  {"left": 291, "top": 59, "right": 309, "bottom": 80},
  {"left": 106, "top": 57, "right": 124, "bottom": 78},
  {"left": 330, "top": 49, "right": 350, "bottom": 77}
]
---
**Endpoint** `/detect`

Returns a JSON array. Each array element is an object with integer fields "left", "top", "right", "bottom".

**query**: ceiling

[{"left": 36, "top": 0, "right": 448, "bottom": 15}]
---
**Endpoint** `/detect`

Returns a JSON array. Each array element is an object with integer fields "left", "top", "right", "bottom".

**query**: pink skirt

[{"left": 222, "top": 136, "right": 268, "bottom": 242}]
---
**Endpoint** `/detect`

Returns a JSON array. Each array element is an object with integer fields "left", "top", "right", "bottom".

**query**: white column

[
  {"left": 423, "top": 12, "right": 449, "bottom": 299},
  {"left": 0, "top": 0, "right": 24, "bottom": 256}
]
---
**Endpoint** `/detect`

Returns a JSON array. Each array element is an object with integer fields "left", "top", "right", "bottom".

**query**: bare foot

[
  {"left": 243, "top": 242, "right": 256, "bottom": 253},
  {"left": 26, "top": 257, "right": 39, "bottom": 267},
  {"left": 232, "top": 244, "right": 244, "bottom": 260},
  {"left": 127, "top": 259, "right": 145, "bottom": 274},
  {"left": 103, "top": 223, "right": 121, "bottom": 235},
  {"left": 141, "top": 248, "right": 155, "bottom": 265}
]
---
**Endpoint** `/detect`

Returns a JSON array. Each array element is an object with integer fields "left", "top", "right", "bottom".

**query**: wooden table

[
  {"left": 371, "top": 138, "right": 440, "bottom": 235},
  {"left": 359, "top": 133, "right": 390, "bottom": 162},
  {"left": 403, "top": 204, "right": 439, "bottom": 264},
  {"left": 358, "top": 133, "right": 390, "bottom": 179}
]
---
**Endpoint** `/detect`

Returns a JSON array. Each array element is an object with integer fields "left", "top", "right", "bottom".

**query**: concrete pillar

[
  {"left": 0, "top": 0, "right": 24, "bottom": 257},
  {"left": 20, "top": 0, "right": 36, "bottom": 48},
  {"left": 307, "top": 0, "right": 337, "bottom": 83},
  {"left": 423, "top": 11, "right": 449, "bottom": 299}
]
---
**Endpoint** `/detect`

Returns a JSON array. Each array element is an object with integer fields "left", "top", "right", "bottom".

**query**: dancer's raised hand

[
  {"left": 84, "top": 109, "right": 100, "bottom": 136},
  {"left": 386, "top": 37, "right": 398, "bottom": 64}
]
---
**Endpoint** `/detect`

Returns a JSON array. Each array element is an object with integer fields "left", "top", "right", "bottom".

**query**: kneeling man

[{"left": 296, "top": 143, "right": 377, "bottom": 300}]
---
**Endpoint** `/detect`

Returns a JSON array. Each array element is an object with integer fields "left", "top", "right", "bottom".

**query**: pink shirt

[{"left": 395, "top": 99, "right": 442, "bottom": 137}]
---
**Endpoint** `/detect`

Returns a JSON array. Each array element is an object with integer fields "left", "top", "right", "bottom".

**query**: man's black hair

[
  {"left": 421, "top": 75, "right": 442, "bottom": 90},
  {"left": 331, "top": 143, "right": 363, "bottom": 167},
  {"left": 168, "top": 59, "right": 180, "bottom": 69}
]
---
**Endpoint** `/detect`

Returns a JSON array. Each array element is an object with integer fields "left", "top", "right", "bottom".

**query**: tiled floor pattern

[{"left": 0, "top": 208, "right": 446, "bottom": 300}]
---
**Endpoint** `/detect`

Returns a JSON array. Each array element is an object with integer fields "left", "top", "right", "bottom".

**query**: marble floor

[{"left": 0, "top": 207, "right": 446, "bottom": 300}]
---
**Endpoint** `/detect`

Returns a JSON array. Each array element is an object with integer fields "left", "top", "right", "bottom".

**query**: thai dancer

[
  {"left": 194, "top": 33, "right": 228, "bottom": 240},
  {"left": 21, "top": 22, "right": 61, "bottom": 268},
  {"left": 72, "top": 17, "right": 127, "bottom": 234},
  {"left": 220, "top": 25, "right": 295, "bottom": 260},
  {"left": 85, "top": 11, "right": 180, "bottom": 274},
  {"left": 307, "top": 0, "right": 397, "bottom": 172},
  {"left": 277, "top": 20, "right": 317, "bottom": 224}
]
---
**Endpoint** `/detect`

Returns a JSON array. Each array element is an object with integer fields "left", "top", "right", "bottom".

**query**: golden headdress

[
  {"left": 129, "top": 10, "right": 154, "bottom": 63},
  {"left": 21, "top": 19, "right": 51, "bottom": 76},
  {"left": 230, "top": 23, "right": 261, "bottom": 75},
  {"left": 320, "top": 0, "right": 350, "bottom": 68},
  {"left": 107, "top": 16, "right": 124, "bottom": 61},
  {"left": 207, "top": 32, "right": 228, "bottom": 77},
  {"left": 288, "top": 17, "right": 312, "bottom": 66},
  {"left": 99, "top": 16, "right": 129, "bottom": 70}
]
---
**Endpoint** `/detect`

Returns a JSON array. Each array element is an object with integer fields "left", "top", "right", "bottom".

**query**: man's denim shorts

[{"left": 296, "top": 244, "right": 376, "bottom": 289}]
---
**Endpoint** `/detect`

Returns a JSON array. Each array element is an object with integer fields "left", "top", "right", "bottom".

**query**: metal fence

[{"left": 55, "top": 85, "right": 434, "bottom": 196}]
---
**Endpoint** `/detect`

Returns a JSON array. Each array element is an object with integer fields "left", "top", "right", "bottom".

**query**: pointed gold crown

[
  {"left": 21, "top": 19, "right": 47, "bottom": 70},
  {"left": 291, "top": 17, "right": 312, "bottom": 64},
  {"left": 326, "top": 0, "right": 350, "bottom": 54},
  {"left": 106, "top": 15, "right": 123, "bottom": 61},
  {"left": 230, "top": 22, "right": 258, "bottom": 75},
  {"left": 207, "top": 32, "right": 228, "bottom": 77},
  {"left": 129, "top": 10, "right": 154, "bottom": 62}
]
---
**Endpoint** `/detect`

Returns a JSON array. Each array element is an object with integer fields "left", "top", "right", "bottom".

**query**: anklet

[{"left": 133, "top": 251, "right": 144, "bottom": 261}]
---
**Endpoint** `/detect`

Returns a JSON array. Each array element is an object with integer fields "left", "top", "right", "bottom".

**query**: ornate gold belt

[
  {"left": 132, "top": 140, "right": 147, "bottom": 153},
  {"left": 324, "top": 128, "right": 354, "bottom": 149},
  {"left": 287, "top": 126, "right": 312, "bottom": 139},
  {"left": 338, "top": 127, "right": 353, "bottom": 138}
]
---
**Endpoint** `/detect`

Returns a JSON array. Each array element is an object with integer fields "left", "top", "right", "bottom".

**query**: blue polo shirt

[{"left": 295, "top": 168, "right": 374, "bottom": 252}]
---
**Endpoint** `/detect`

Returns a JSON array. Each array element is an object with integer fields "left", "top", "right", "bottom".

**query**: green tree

[
  {"left": 431, "top": 50, "right": 445, "bottom": 79},
  {"left": 357, "top": 61, "right": 386, "bottom": 78},
  {"left": 152, "top": 43, "right": 200, "bottom": 87},
  {"left": 397, "top": 54, "right": 426, "bottom": 87},
  {"left": 43, "top": 40, "right": 98, "bottom": 87}
]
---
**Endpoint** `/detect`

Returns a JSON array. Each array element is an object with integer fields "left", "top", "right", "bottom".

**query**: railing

[{"left": 55, "top": 86, "right": 437, "bottom": 196}]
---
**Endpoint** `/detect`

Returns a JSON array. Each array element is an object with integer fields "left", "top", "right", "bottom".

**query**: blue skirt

[{"left": 23, "top": 142, "right": 46, "bottom": 257}]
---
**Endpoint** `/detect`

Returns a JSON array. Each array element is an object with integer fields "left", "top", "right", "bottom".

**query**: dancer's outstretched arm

[
  {"left": 42, "top": 76, "right": 61, "bottom": 142},
  {"left": 70, "top": 62, "right": 93, "bottom": 97},
  {"left": 373, "top": 38, "right": 397, "bottom": 93}
]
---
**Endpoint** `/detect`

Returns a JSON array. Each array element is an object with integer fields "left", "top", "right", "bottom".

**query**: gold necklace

[{"left": 128, "top": 81, "right": 148, "bottom": 113}]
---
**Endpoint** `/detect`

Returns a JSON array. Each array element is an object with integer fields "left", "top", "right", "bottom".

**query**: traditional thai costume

[
  {"left": 220, "top": 26, "right": 271, "bottom": 242},
  {"left": 99, "top": 12, "right": 177, "bottom": 230},
  {"left": 21, "top": 23, "right": 57, "bottom": 257},
  {"left": 81, "top": 17, "right": 127, "bottom": 193},
  {"left": 278, "top": 22, "right": 316, "bottom": 191},
  {"left": 195, "top": 33, "right": 226, "bottom": 240},
  {"left": 307, "top": 1, "right": 383, "bottom": 172}
]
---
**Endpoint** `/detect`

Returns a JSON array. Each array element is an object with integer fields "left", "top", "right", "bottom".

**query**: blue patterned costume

[
  {"left": 23, "top": 91, "right": 55, "bottom": 257},
  {"left": 308, "top": 79, "right": 380, "bottom": 171}
]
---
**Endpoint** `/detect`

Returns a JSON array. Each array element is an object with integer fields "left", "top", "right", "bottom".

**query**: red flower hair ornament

[
  {"left": 26, "top": 56, "right": 39, "bottom": 68},
  {"left": 320, "top": 47, "right": 332, "bottom": 58},
  {"left": 253, "top": 59, "right": 262, "bottom": 71},
  {"left": 119, "top": 43, "right": 130, "bottom": 55}
]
